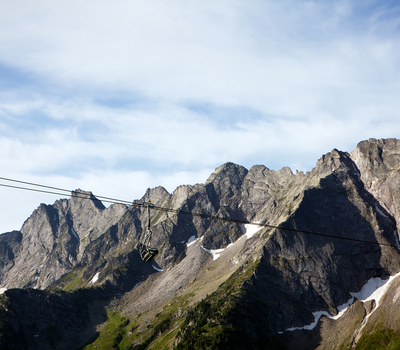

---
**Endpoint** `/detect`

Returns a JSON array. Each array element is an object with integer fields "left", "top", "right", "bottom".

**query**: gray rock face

[
  {"left": 0, "top": 230, "right": 22, "bottom": 273},
  {"left": 351, "top": 138, "right": 400, "bottom": 231},
  {"left": 0, "top": 190, "right": 129, "bottom": 289},
  {"left": 1, "top": 138, "right": 400, "bottom": 349}
]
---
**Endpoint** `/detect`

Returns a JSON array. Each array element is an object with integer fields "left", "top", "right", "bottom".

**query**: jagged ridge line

[
  {"left": 0, "top": 178, "right": 397, "bottom": 248},
  {"left": 151, "top": 205, "right": 395, "bottom": 247}
]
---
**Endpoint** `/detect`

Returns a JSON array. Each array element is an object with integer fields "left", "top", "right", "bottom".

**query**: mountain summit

[{"left": 1, "top": 138, "right": 400, "bottom": 349}]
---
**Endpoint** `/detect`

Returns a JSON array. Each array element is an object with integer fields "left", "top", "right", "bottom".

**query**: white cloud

[
  {"left": 1, "top": 0, "right": 399, "bottom": 112},
  {"left": 1, "top": 0, "right": 400, "bottom": 231}
]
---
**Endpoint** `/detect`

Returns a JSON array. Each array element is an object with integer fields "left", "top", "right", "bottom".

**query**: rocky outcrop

[
  {"left": 0, "top": 231, "right": 22, "bottom": 274},
  {"left": 351, "top": 138, "right": 400, "bottom": 232},
  {"left": 0, "top": 190, "right": 129, "bottom": 289}
]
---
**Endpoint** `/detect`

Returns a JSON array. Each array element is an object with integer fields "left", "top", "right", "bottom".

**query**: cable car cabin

[
  {"left": 139, "top": 201, "right": 158, "bottom": 262},
  {"left": 140, "top": 227, "right": 158, "bottom": 262},
  {"left": 140, "top": 246, "right": 158, "bottom": 262}
]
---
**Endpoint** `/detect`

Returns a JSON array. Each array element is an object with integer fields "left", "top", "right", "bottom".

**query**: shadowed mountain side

[
  {"left": 0, "top": 230, "right": 22, "bottom": 273},
  {"left": 263, "top": 170, "right": 400, "bottom": 330},
  {"left": 0, "top": 288, "right": 110, "bottom": 350}
]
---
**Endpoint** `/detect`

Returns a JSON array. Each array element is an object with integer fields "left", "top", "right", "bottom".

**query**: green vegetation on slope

[
  {"left": 174, "top": 259, "right": 261, "bottom": 350},
  {"left": 80, "top": 292, "right": 195, "bottom": 350},
  {"left": 55, "top": 267, "right": 88, "bottom": 291},
  {"left": 355, "top": 325, "right": 400, "bottom": 350},
  {"left": 81, "top": 311, "right": 130, "bottom": 350}
]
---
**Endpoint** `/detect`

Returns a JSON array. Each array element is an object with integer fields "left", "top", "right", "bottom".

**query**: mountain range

[{"left": 1, "top": 138, "right": 400, "bottom": 349}]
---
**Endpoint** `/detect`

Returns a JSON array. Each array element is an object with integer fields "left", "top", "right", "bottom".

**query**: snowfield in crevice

[
  {"left": 71, "top": 227, "right": 80, "bottom": 241},
  {"left": 284, "top": 272, "right": 400, "bottom": 332},
  {"left": 201, "top": 246, "right": 230, "bottom": 261},
  {"left": 90, "top": 272, "right": 100, "bottom": 284},
  {"left": 186, "top": 235, "right": 198, "bottom": 247},
  {"left": 242, "top": 222, "right": 263, "bottom": 239},
  {"left": 152, "top": 265, "right": 163, "bottom": 272}
]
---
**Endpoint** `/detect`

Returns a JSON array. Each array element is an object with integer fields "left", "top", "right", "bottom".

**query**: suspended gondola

[{"left": 139, "top": 201, "right": 158, "bottom": 262}]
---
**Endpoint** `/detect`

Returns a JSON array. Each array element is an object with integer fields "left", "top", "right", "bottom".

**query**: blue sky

[{"left": 1, "top": 0, "right": 400, "bottom": 232}]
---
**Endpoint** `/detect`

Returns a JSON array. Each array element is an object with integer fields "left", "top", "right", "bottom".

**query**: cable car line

[
  {"left": 0, "top": 176, "right": 133, "bottom": 205},
  {"left": 143, "top": 203, "right": 397, "bottom": 248},
  {"left": 0, "top": 182, "right": 132, "bottom": 206},
  {"left": 0, "top": 176, "right": 398, "bottom": 250}
]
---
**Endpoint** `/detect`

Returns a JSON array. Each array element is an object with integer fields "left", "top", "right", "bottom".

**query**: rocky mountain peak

[
  {"left": 70, "top": 189, "right": 105, "bottom": 210},
  {"left": 351, "top": 138, "right": 400, "bottom": 234},
  {"left": 205, "top": 162, "right": 248, "bottom": 186},
  {"left": 351, "top": 137, "right": 400, "bottom": 176},
  {"left": 142, "top": 186, "right": 170, "bottom": 205},
  {"left": 204, "top": 162, "right": 248, "bottom": 210},
  {"left": 314, "top": 148, "right": 354, "bottom": 175}
]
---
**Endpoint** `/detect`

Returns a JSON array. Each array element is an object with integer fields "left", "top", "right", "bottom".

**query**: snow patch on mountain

[
  {"left": 284, "top": 272, "right": 400, "bottom": 332},
  {"left": 201, "top": 246, "right": 225, "bottom": 261},
  {"left": 186, "top": 235, "right": 198, "bottom": 247},
  {"left": 375, "top": 204, "right": 388, "bottom": 218},
  {"left": 90, "top": 272, "right": 100, "bottom": 284},
  {"left": 71, "top": 227, "right": 79, "bottom": 241},
  {"left": 241, "top": 222, "right": 262, "bottom": 239}
]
